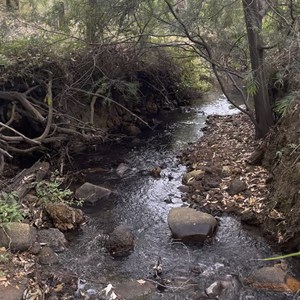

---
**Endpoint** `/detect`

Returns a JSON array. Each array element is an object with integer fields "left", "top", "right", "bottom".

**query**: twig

[{"left": 71, "top": 87, "right": 151, "bottom": 129}]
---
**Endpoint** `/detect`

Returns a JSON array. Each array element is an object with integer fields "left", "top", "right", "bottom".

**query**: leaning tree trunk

[{"left": 242, "top": 0, "right": 274, "bottom": 138}]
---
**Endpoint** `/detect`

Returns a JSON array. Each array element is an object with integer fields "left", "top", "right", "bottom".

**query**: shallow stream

[{"left": 61, "top": 94, "right": 299, "bottom": 299}]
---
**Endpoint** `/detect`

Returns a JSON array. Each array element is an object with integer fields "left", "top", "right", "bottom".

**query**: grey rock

[
  {"left": 182, "top": 170, "right": 204, "bottom": 185},
  {"left": 205, "top": 275, "right": 241, "bottom": 300},
  {"left": 227, "top": 179, "right": 247, "bottom": 195},
  {"left": 38, "top": 246, "right": 59, "bottom": 265},
  {"left": 37, "top": 228, "right": 67, "bottom": 252},
  {"left": 0, "top": 222, "right": 37, "bottom": 252},
  {"left": 107, "top": 225, "right": 134, "bottom": 257},
  {"left": 178, "top": 185, "right": 190, "bottom": 193},
  {"left": 116, "top": 163, "right": 130, "bottom": 177},
  {"left": 244, "top": 263, "right": 300, "bottom": 292},
  {"left": 29, "top": 242, "right": 42, "bottom": 255},
  {"left": 168, "top": 207, "right": 218, "bottom": 242},
  {"left": 115, "top": 280, "right": 156, "bottom": 300},
  {"left": 126, "top": 125, "right": 141, "bottom": 136},
  {"left": 75, "top": 182, "right": 112, "bottom": 205},
  {"left": 0, "top": 281, "right": 26, "bottom": 300}
]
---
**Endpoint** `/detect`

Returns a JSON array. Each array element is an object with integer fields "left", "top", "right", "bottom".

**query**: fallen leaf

[
  {"left": 54, "top": 283, "right": 64, "bottom": 292},
  {"left": 137, "top": 279, "right": 146, "bottom": 284}
]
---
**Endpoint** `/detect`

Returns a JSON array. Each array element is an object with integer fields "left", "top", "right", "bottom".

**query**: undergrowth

[
  {"left": 35, "top": 171, "right": 83, "bottom": 206},
  {"left": 0, "top": 192, "right": 24, "bottom": 223}
]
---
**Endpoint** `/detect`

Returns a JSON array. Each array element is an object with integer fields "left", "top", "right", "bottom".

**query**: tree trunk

[
  {"left": 57, "top": 2, "right": 66, "bottom": 30},
  {"left": 242, "top": 0, "right": 273, "bottom": 138},
  {"left": 86, "top": 0, "right": 97, "bottom": 43}
]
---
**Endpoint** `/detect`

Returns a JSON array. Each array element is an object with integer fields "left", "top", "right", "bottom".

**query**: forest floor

[{"left": 180, "top": 108, "right": 300, "bottom": 253}]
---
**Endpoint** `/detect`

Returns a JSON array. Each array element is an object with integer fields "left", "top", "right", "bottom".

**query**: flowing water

[{"left": 61, "top": 94, "right": 300, "bottom": 300}]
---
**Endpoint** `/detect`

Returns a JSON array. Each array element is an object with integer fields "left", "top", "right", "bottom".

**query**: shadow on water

[{"left": 61, "top": 94, "right": 300, "bottom": 299}]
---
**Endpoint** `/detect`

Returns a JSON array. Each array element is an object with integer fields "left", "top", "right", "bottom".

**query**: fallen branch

[{"left": 0, "top": 122, "right": 41, "bottom": 145}]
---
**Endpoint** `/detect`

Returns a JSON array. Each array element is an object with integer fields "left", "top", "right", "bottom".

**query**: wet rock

[
  {"left": 227, "top": 178, "right": 247, "bottom": 195},
  {"left": 167, "top": 207, "right": 218, "bottom": 242},
  {"left": 0, "top": 281, "right": 26, "bottom": 300},
  {"left": 182, "top": 170, "right": 204, "bottom": 185},
  {"left": 114, "top": 280, "right": 156, "bottom": 299},
  {"left": 178, "top": 185, "right": 190, "bottom": 193},
  {"left": 150, "top": 166, "right": 161, "bottom": 178},
  {"left": 106, "top": 225, "right": 134, "bottom": 257},
  {"left": 146, "top": 101, "right": 158, "bottom": 114},
  {"left": 0, "top": 222, "right": 37, "bottom": 252},
  {"left": 131, "top": 138, "right": 141, "bottom": 145},
  {"left": 29, "top": 242, "right": 42, "bottom": 255},
  {"left": 240, "top": 211, "right": 260, "bottom": 226},
  {"left": 37, "top": 228, "right": 67, "bottom": 252},
  {"left": 126, "top": 125, "right": 141, "bottom": 136},
  {"left": 204, "top": 275, "right": 241, "bottom": 300},
  {"left": 203, "top": 178, "right": 220, "bottom": 189},
  {"left": 38, "top": 246, "right": 59, "bottom": 265},
  {"left": 116, "top": 163, "right": 130, "bottom": 177},
  {"left": 245, "top": 263, "right": 300, "bottom": 292},
  {"left": 75, "top": 182, "right": 112, "bottom": 205},
  {"left": 45, "top": 203, "right": 84, "bottom": 231}
]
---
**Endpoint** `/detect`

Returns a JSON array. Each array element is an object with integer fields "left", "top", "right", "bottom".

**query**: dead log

[{"left": 7, "top": 160, "right": 50, "bottom": 199}]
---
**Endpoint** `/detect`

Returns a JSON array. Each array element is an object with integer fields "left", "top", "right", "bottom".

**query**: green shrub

[
  {"left": 274, "top": 91, "right": 299, "bottom": 118},
  {"left": 0, "top": 192, "right": 24, "bottom": 223},
  {"left": 35, "top": 171, "right": 82, "bottom": 206}
]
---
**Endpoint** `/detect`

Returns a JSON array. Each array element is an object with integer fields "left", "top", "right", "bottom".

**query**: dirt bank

[
  {"left": 180, "top": 105, "right": 300, "bottom": 252},
  {"left": 262, "top": 100, "right": 300, "bottom": 251}
]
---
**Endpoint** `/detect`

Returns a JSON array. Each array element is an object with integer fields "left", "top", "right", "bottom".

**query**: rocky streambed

[{"left": 1, "top": 94, "right": 300, "bottom": 300}]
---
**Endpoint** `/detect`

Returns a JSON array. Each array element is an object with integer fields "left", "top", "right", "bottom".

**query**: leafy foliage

[
  {"left": 262, "top": 251, "right": 300, "bottom": 261},
  {"left": 0, "top": 192, "right": 24, "bottom": 223},
  {"left": 0, "top": 249, "right": 11, "bottom": 263},
  {"left": 245, "top": 72, "right": 259, "bottom": 97},
  {"left": 274, "top": 92, "right": 299, "bottom": 118},
  {"left": 35, "top": 171, "right": 83, "bottom": 206}
]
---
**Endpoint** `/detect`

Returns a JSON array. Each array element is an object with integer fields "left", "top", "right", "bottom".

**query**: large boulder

[
  {"left": 37, "top": 228, "right": 67, "bottom": 252},
  {"left": 45, "top": 203, "right": 84, "bottom": 231},
  {"left": 167, "top": 207, "right": 218, "bottom": 242},
  {"left": 106, "top": 225, "right": 134, "bottom": 257},
  {"left": 0, "top": 222, "right": 37, "bottom": 252},
  {"left": 75, "top": 182, "right": 112, "bottom": 205}
]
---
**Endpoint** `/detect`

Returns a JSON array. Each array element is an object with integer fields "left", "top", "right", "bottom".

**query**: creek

[{"left": 61, "top": 93, "right": 299, "bottom": 300}]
